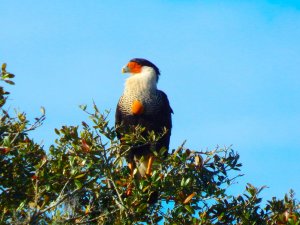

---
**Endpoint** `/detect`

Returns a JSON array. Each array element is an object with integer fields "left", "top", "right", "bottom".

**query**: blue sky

[{"left": 1, "top": 0, "right": 300, "bottom": 203}]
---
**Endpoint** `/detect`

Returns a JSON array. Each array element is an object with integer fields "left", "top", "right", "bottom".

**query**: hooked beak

[{"left": 122, "top": 66, "right": 129, "bottom": 73}]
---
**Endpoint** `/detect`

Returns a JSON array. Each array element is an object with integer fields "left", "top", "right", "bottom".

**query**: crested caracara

[{"left": 115, "top": 58, "right": 173, "bottom": 178}]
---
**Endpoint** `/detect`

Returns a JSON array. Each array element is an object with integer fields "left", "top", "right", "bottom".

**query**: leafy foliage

[{"left": 1, "top": 64, "right": 300, "bottom": 224}]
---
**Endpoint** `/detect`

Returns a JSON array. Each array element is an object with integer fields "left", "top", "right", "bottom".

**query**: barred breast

[{"left": 118, "top": 90, "right": 164, "bottom": 116}]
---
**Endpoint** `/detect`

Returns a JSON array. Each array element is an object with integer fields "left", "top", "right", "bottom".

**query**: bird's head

[{"left": 122, "top": 58, "right": 160, "bottom": 82}]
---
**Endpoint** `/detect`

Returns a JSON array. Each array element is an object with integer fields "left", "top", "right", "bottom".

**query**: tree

[{"left": 1, "top": 64, "right": 300, "bottom": 225}]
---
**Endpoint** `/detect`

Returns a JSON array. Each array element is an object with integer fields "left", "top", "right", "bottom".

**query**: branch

[{"left": 101, "top": 149, "right": 128, "bottom": 216}]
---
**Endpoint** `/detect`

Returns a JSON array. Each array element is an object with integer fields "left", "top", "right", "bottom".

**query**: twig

[
  {"left": 10, "top": 115, "right": 45, "bottom": 144},
  {"left": 75, "top": 209, "right": 120, "bottom": 224},
  {"left": 39, "top": 179, "right": 73, "bottom": 214}
]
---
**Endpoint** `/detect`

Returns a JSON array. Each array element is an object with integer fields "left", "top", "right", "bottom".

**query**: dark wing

[
  {"left": 156, "top": 90, "right": 173, "bottom": 131},
  {"left": 153, "top": 90, "right": 173, "bottom": 153}
]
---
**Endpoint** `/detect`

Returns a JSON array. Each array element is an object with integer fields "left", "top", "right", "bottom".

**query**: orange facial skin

[
  {"left": 127, "top": 61, "right": 142, "bottom": 74},
  {"left": 131, "top": 100, "right": 144, "bottom": 115}
]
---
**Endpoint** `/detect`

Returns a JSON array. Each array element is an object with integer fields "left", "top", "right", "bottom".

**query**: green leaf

[
  {"left": 2, "top": 73, "right": 15, "bottom": 79},
  {"left": 40, "top": 106, "right": 46, "bottom": 115},
  {"left": 17, "top": 113, "right": 26, "bottom": 122},
  {"left": 16, "top": 201, "right": 26, "bottom": 211},
  {"left": 6, "top": 73, "right": 15, "bottom": 78},
  {"left": 184, "top": 205, "right": 194, "bottom": 214},
  {"left": 74, "top": 179, "right": 83, "bottom": 189},
  {"left": 2, "top": 63, "right": 7, "bottom": 71},
  {"left": 4, "top": 79, "right": 15, "bottom": 85},
  {"left": 185, "top": 178, "right": 191, "bottom": 186},
  {"left": 79, "top": 104, "right": 87, "bottom": 111},
  {"left": 75, "top": 173, "right": 85, "bottom": 179},
  {"left": 3, "top": 136, "right": 11, "bottom": 147},
  {"left": 181, "top": 177, "right": 185, "bottom": 187},
  {"left": 54, "top": 128, "right": 60, "bottom": 135},
  {"left": 45, "top": 185, "right": 51, "bottom": 191}
]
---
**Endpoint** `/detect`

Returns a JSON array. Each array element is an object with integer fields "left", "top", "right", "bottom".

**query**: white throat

[{"left": 124, "top": 66, "right": 157, "bottom": 95}]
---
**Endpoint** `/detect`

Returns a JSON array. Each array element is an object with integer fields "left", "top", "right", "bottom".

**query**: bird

[{"left": 115, "top": 58, "right": 173, "bottom": 179}]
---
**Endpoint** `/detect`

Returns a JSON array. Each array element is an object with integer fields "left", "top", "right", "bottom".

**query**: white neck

[{"left": 124, "top": 66, "right": 157, "bottom": 95}]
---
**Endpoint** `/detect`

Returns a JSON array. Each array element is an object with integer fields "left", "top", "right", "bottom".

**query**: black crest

[{"left": 130, "top": 58, "right": 160, "bottom": 76}]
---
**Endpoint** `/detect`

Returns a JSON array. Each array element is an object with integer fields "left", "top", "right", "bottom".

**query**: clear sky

[{"left": 1, "top": 0, "right": 300, "bottom": 203}]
